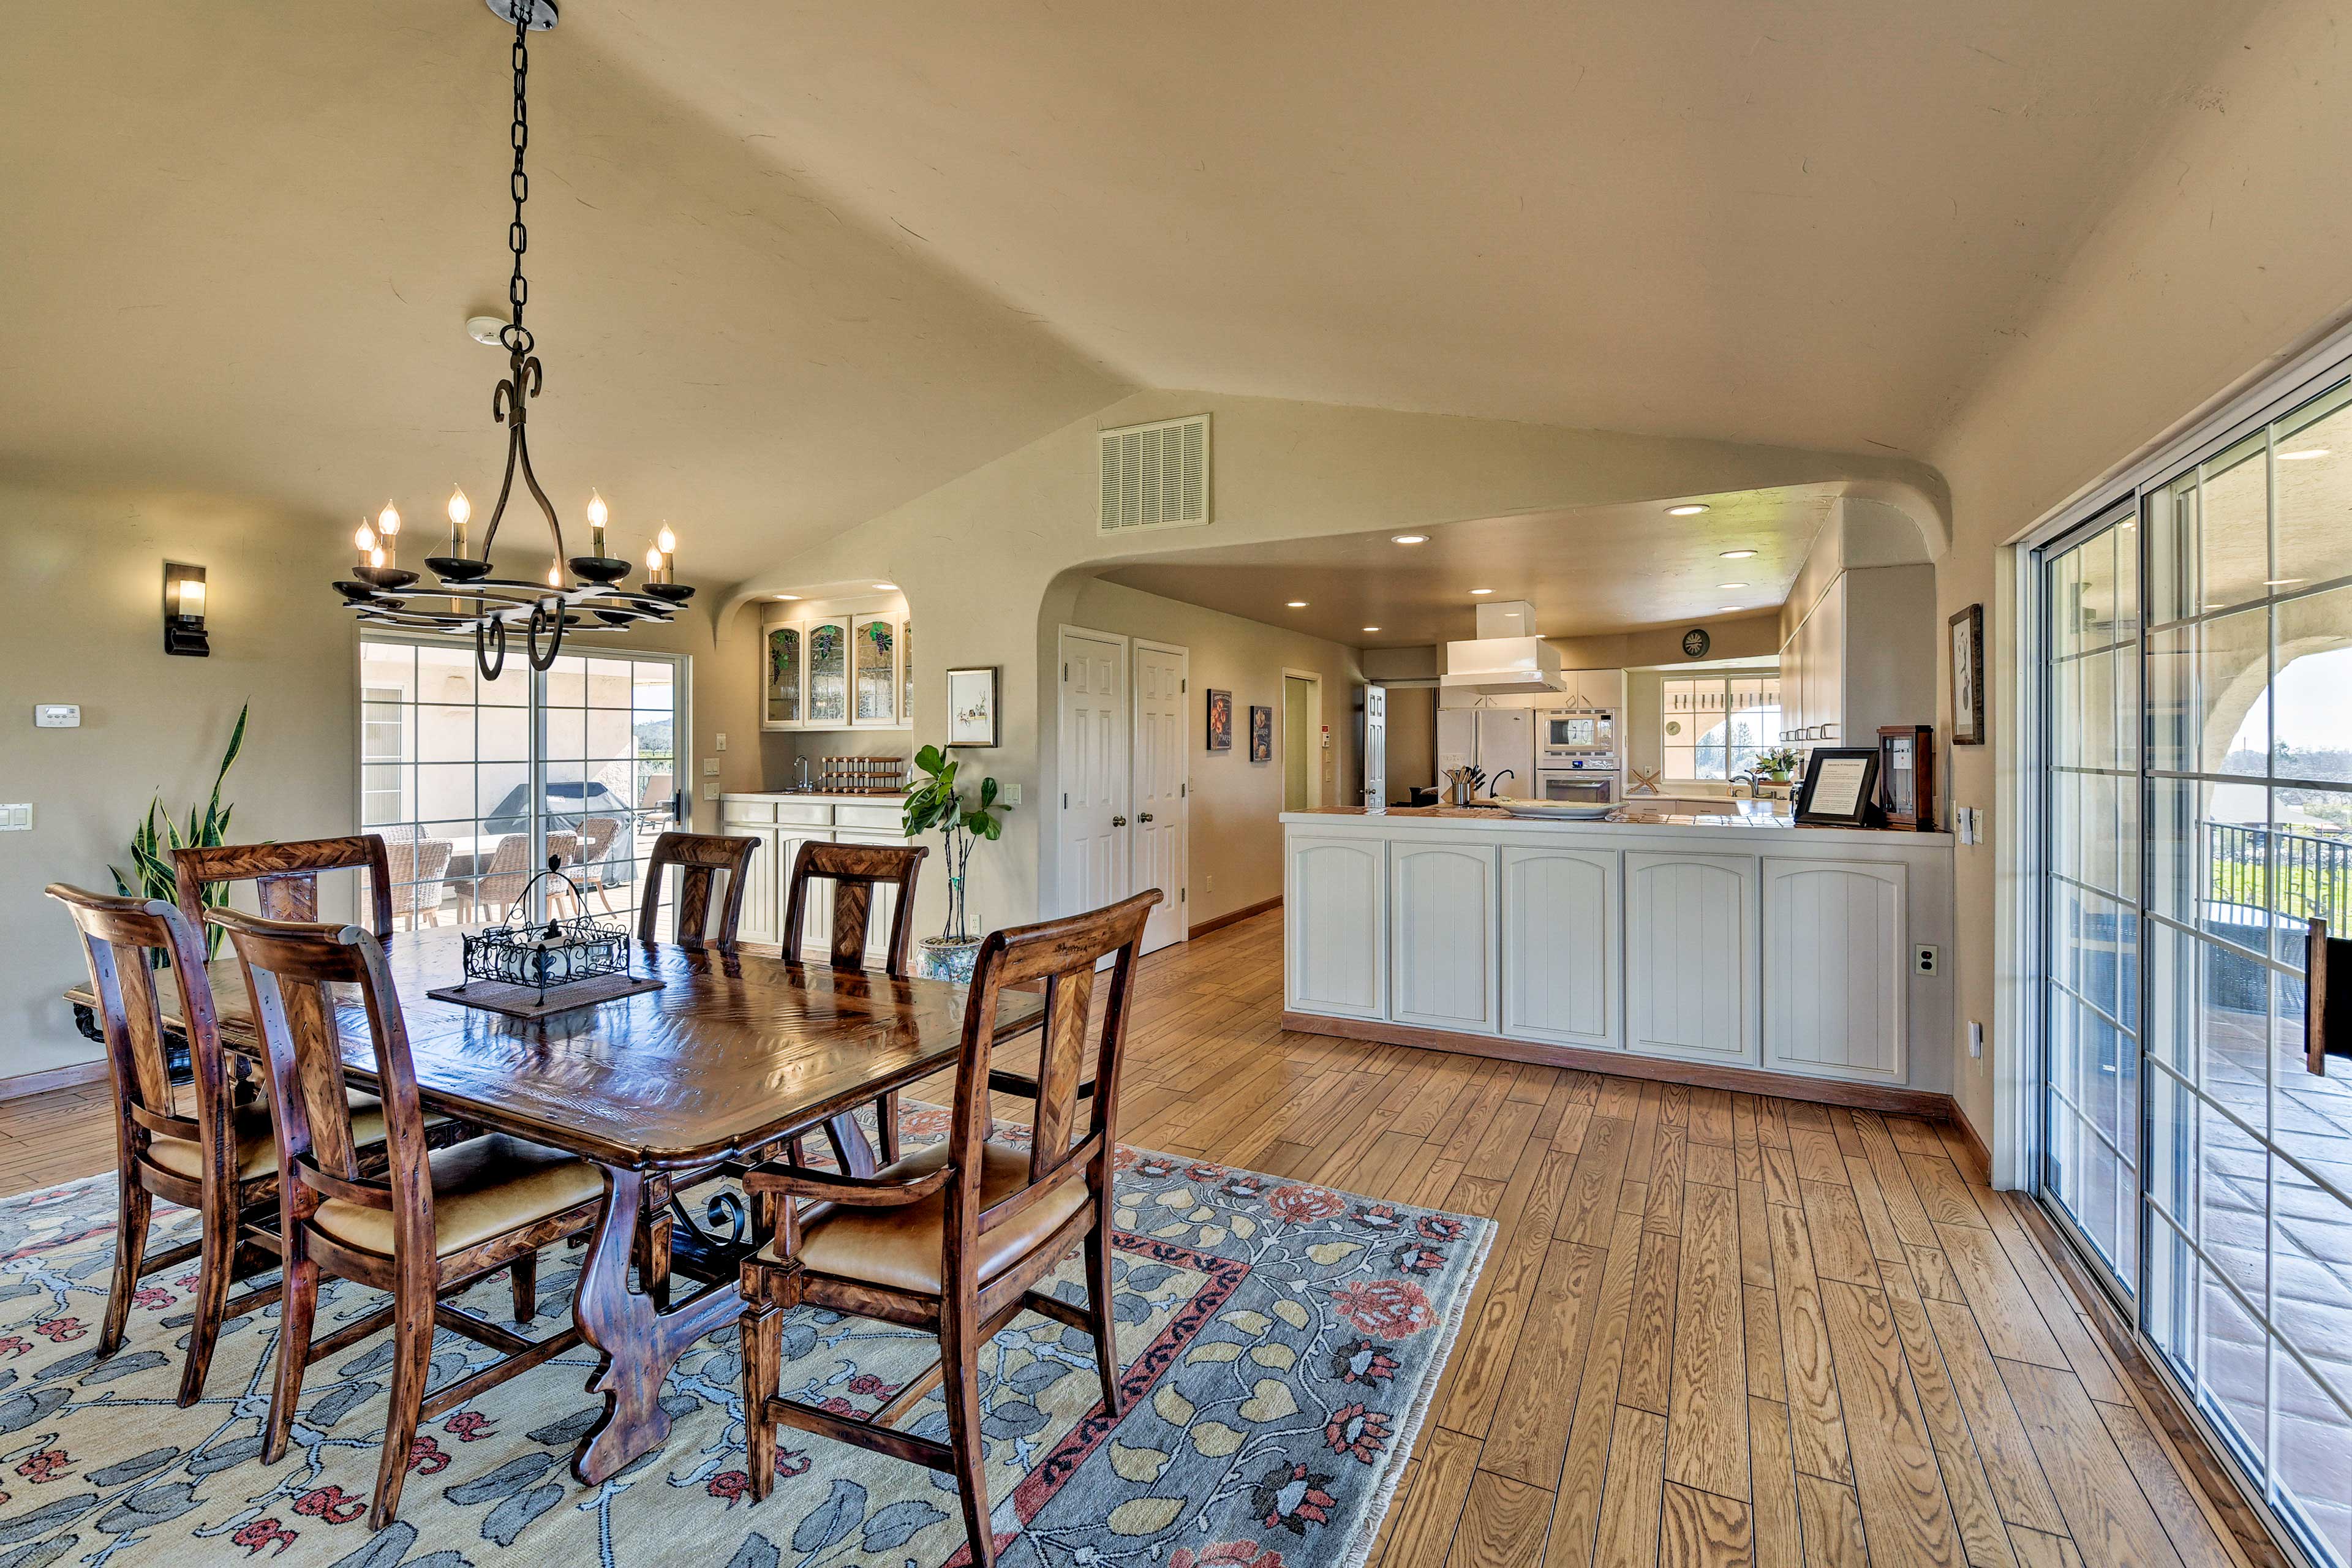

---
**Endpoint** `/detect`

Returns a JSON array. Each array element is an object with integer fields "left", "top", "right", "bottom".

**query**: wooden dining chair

[
  {"left": 781, "top": 839, "right": 929, "bottom": 1168},
  {"left": 45, "top": 884, "right": 289, "bottom": 1408},
  {"left": 736, "top": 889, "right": 1161, "bottom": 1568},
  {"left": 211, "top": 908, "right": 606, "bottom": 1532},
  {"left": 638, "top": 831, "right": 758, "bottom": 947},
  {"left": 174, "top": 834, "right": 396, "bottom": 939},
  {"left": 2305, "top": 915, "right": 2352, "bottom": 1074}
]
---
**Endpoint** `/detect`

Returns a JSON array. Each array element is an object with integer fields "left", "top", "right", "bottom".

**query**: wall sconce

[{"left": 163, "top": 562, "right": 209, "bottom": 657}]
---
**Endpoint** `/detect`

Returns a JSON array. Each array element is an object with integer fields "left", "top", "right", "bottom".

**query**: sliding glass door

[
  {"left": 358, "top": 636, "right": 686, "bottom": 935},
  {"left": 2035, "top": 374, "right": 2352, "bottom": 1568}
]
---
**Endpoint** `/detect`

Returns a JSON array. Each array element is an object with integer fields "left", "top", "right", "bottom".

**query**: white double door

[{"left": 1057, "top": 628, "right": 1188, "bottom": 954}]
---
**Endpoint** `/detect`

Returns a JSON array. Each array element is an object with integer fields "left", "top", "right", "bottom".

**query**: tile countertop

[{"left": 721, "top": 790, "right": 909, "bottom": 803}]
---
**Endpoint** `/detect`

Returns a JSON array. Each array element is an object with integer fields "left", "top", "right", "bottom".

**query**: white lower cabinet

[
  {"left": 775, "top": 826, "right": 835, "bottom": 957},
  {"left": 1625, "top": 851, "right": 1758, "bottom": 1064},
  {"left": 1763, "top": 859, "right": 1907, "bottom": 1081},
  {"left": 1286, "top": 836, "right": 1387, "bottom": 1020},
  {"left": 719, "top": 795, "right": 910, "bottom": 962},
  {"left": 729, "top": 825, "right": 783, "bottom": 946},
  {"left": 1501, "top": 845, "right": 1621, "bottom": 1049},
  {"left": 1389, "top": 841, "right": 1499, "bottom": 1034}
]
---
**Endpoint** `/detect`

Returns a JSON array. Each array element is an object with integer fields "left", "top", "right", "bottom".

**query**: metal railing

[{"left": 2204, "top": 818, "right": 2352, "bottom": 927}]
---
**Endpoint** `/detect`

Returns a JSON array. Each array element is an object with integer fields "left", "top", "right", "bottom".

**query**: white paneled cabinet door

[
  {"left": 1286, "top": 836, "right": 1386, "bottom": 1020},
  {"left": 776, "top": 826, "right": 836, "bottom": 960},
  {"left": 1501, "top": 846, "right": 1620, "bottom": 1049},
  {"left": 1131, "top": 643, "right": 1188, "bottom": 954},
  {"left": 1058, "top": 630, "right": 1129, "bottom": 917},
  {"left": 733, "top": 826, "right": 783, "bottom": 946},
  {"left": 1763, "top": 859, "right": 1906, "bottom": 1081},
  {"left": 1389, "top": 841, "right": 1499, "bottom": 1034},
  {"left": 1625, "top": 851, "right": 1758, "bottom": 1063}
]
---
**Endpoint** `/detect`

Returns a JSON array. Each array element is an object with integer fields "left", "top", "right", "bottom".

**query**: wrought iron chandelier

[{"left": 332, "top": 0, "right": 691, "bottom": 680}]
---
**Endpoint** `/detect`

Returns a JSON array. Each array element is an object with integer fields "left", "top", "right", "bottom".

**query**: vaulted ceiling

[{"left": 2, "top": 0, "right": 2261, "bottom": 584}]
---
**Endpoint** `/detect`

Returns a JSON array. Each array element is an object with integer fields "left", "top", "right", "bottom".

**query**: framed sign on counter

[{"left": 1793, "top": 747, "right": 1882, "bottom": 827}]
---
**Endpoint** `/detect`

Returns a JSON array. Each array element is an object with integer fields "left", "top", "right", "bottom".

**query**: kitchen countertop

[
  {"left": 1286, "top": 800, "right": 1952, "bottom": 845},
  {"left": 721, "top": 789, "right": 908, "bottom": 804}
]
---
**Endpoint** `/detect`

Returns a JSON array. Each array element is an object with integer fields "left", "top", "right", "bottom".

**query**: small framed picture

[
  {"left": 945, "top": 666, "right": 1001, "bottom": 748},
  {"left": 1249, "top": 704, "right": 1273, "bottom": 763},
  {"left": 1794, "top": 747, "right": 1883, "bottom": 828},
  {"left": 1950, "top": 604, "right": 1985, "bottom": 745},
  {"left": 1877, "top": 724, "right": 1937, "bottom": 831},
  {"left": 1205, "top": 688, "right": 1234, "bottom": 752}
]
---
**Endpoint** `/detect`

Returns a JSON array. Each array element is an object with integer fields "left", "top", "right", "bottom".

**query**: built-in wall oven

[
  {"left": 1534, "top": 765, "right": 1618, "bottom": 804},
  {"left": 1537, "top": 707, "right": 1620, "bottom": 804}
]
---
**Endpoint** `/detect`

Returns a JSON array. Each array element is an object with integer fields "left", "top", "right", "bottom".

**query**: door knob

[
  {"left": 1139, "top": 812, "right": 1154, "bottom": 823},
  {"left": 1112, "top": 815, "right": 1128, "bottom": 827}
]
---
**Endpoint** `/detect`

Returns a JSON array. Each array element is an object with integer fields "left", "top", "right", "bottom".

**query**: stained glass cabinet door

[
  {"left": 807, "top": 617, "right": 849, "bottom": 728},
  {"left": 853, "top": 614, "right": 897, "bottom": 726},
  {"left": 763, "top": 624, "right": 802, "bottom": 730}
]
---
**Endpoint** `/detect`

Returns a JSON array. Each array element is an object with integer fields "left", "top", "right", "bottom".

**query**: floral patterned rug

[{"left": 0, "top": 1118, "right": 1487, "bottom": 1568}]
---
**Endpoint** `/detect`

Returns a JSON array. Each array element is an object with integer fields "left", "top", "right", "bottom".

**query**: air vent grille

[{"left": 1098, "top": 414, "right": 1209, "bottom": 533}]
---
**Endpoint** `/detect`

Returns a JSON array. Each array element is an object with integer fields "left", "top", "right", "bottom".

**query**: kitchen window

[{"left": 1661, "top": 674, "right": 1781, "bottom": 782}]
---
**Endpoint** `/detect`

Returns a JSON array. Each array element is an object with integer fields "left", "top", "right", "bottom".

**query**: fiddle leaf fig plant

[{"left": 902, "top": 743, "right": 1011, "bottom": 942}]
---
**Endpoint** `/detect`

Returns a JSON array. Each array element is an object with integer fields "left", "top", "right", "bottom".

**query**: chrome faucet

[{"left": 794, "top": 756, "right": 811, "bottom": 791}]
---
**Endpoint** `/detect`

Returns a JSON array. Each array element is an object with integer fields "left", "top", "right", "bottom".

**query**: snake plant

[{"left": 110, "top": 702, "right": 248, "bottom": 962}]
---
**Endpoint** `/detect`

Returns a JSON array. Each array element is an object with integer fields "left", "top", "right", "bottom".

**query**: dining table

[{"left": 61, "top": 927, "right": 1045, "bottom": 1486}]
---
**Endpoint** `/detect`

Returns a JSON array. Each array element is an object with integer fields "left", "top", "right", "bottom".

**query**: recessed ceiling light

[
  {"left": 1390, "top": 533, "right": 1429, "bottom": 545},
  {"left": 773, "top": 593, "right": 799, "bottom": 600},
  {"left": 1718, "top": 582, "right": 1747, "bottom": 589},
  {"left": 1720, "top": 549, "right": 1757, "bottom": 559},
  {"left": 1668, "top": 503, "right": 1710, "bottom": 516},
  {"left": 1287, "top": 600, "right": 1308, "bottom": 608},
  {"left": 1362, "top": 626, "right": 1381, "bottom": 633},
  {"left": 1719, "top": 605, "right": 1740, "bottom": 612},
  {"left": 2281, "top": 448, "right": 2330, "bottom": 460},
  {"left": 2266, "top": 578, "right": 2304, "bottom": 586},
  {"left": 1469, "top": 587, "right": 1493, "bottom": 595},
  {"left": 873, "top": 581, "right": 898, "bottom": 590}
]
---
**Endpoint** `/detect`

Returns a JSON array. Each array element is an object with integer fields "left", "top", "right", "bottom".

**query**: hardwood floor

[{"left": 9, "top": 911, "right": 2264, "bottom": 1568}]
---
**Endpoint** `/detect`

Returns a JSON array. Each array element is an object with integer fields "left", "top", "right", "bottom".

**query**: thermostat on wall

[{"left": 33, "top": 705, "right": 80, "bottom": 728}]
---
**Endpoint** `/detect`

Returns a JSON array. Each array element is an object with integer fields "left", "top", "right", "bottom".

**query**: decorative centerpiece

[
  {"left": 429, "top": 856, "right": 663, "bottom": 1019},
  {"left": 902, "top": 744, "right": 1013, "bottom": 984}
]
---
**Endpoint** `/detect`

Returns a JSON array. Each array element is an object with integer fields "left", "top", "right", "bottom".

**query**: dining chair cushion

[
  {"left": 143, "top": 1094, "right": 453, "bottom": 1185},
  {"left": 311, "top": 1134, "right": 603, "bottom": 1259},
  {"left": 780, "top": 1139, "right": 1091, "bottom": 1297}
]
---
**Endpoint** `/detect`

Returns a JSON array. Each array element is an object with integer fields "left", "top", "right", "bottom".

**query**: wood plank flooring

[{"left": 8, "top": 911, "right": 2260, "bottom": 1568}]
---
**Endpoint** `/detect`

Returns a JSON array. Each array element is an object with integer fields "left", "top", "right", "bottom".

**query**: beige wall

[
  {"left": 1065, "top": 578, "right": 1363, "bottom": 927},
  {"left": 1384, "top": 685, "right": 1438, "bottom": 801},
  {"left": 1924, "top": 0, "right": 2352, "bottom": 1167},
  {"left": 0, "top": 481, "right": 756, "bottom": 1080}
]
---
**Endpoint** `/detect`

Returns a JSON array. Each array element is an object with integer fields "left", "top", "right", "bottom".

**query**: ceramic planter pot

[{"left": 918, "top": 935, "right": 984, "bottom": 985}]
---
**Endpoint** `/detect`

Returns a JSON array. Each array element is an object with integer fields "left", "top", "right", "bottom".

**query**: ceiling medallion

[{"left": 332, "top": 0, "right": 691, "bottom": 679}]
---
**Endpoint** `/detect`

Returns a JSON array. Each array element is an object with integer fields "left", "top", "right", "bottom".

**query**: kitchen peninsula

[{"left": 1280, "top": 803, "right": 1956, "bottom": 1111}]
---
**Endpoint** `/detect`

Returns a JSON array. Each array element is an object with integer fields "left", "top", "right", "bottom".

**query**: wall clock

[{"left": 1681, "top": 627, "right": 1711, "bottom": 658}]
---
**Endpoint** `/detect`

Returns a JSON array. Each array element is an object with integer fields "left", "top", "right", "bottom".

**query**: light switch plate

[
  {"left": 1001, "top": 784, "right": 1022, "bottom": 807},
  {"left": 0, "top": 804, "right": 31, "bottom": 831},
  {"left": 33, "top": 704, "right": 78, "bottom": 728},
  {"left": 714, "top": 732, "right": 727, "bottom": 752},
  {"left": 701, "top": 781, "right": 719, "bottom": 801},
  {"left": 702, "top": 759, "right": 719, "bottom": 777}
]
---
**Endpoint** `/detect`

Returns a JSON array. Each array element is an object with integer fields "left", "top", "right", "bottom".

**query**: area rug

[{"left": 0, "top": 1117, "right": 1488, "bottom": 1568}]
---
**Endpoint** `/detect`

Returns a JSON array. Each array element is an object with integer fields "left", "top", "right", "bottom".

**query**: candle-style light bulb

[
  {"left": 369, "top": 546, "right": 387, "bottom": 569},
  {"left": 586, "top": 489, "right": 609, "bottom": 560},
  {"left": 446, "top": 487, "right": 471, "bottom": 557},
  {"left": 377, "top": 500, "right": 401, "bottom": 538},
  {"left": 655, "top": 523, "right": 677, "bottom": 584},
  {"left": 546, "top": 558, "right": 563, "bottom": 589},
  {"left": 354, "top": 520, "right": 377, "bottom": 555},
  {"left": 644, "top": 542, "right": 664, "bottom": 578}
]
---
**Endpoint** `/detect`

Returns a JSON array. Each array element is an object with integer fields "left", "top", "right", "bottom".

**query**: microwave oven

[{"left": 1540, "top": 709, "right": 1616, "bottom": 757}]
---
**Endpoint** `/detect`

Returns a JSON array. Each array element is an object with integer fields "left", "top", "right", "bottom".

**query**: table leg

[{"left": 571, "top": 1164, "right": 742, "bottom": 1486}]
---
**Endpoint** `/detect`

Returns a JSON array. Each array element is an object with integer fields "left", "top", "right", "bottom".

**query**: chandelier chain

[{"left": 503, "top": 4, "right": 532, "bottom": 353}]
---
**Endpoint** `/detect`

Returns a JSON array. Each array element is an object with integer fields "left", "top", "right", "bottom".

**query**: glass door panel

[
  {"left": 807, "top": 617, "right": 848, "bottom": 727},
  {"left": 765, "top": 624, "right": 802, "bottom": 727},
  {"left": 854, "top": 614, "right": 897, "bottom": 725},
  {"left": 540, "top": 651, "right": 682, "bottom": 938},
  {"left": 2070, "top": 369, "right": 2352, "bottom": 1568}
]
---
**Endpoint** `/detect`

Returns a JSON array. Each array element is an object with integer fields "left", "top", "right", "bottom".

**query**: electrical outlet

[
  {"left": 1001, "top": 783, "right": 1022, "bottom": 807},
  {"left": 1969, "top": 1020, "right": 1985, "bottom": 1059},
  {"left": 702, "top": 758, "right": 720, "bottom": 777},
  {"left": 1913, "top": 943, "right": 1939, "bottom": 976},
  {"left": 714, "top": 732, "right": 727, "bottom": 752}
]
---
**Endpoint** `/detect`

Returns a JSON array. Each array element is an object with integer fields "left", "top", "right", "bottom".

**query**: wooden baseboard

[
  {"left": 0, "top": 1061, "right": 108, "bottom": 1104},
  {"left": 1280, "top": 1009, "right": 1958, "bottom": 1119},
  {"left": 1947, "top": 1100, "right": 1994, "bottom": 1185},
  {"left": 1189, "top": 895, "right": 1281, "bottom": 942}
]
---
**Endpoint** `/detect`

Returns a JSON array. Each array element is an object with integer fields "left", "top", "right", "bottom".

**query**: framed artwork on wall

[
  {"left": 1950, "top": 603, "right": 1985, "bottom": 745},
  {"left": 1206, "top": 688, "right": 1233, "bottom": 751},
  {"left": 945, "top": 665, "right": 1000, "bottom": 747},
  {"left": 1250, "top": 704, "right": 1273, "bottom": 763}
]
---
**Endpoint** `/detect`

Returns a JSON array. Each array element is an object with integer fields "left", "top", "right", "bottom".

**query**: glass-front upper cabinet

[
  {"left": 763, "top": 624, "right": 802, "bottom": 730},
  {"left": 853, "top": 614, "right": 897, "bottom": 727},
  {"left": 806, "top": 616, "right": 850, "bottom": 728},
  {"left": 901, "top": 618, "right": 913, "bottom": 727}
]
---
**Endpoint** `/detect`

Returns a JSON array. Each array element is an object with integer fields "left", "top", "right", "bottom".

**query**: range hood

[{"left": 1441, "top": 600, "right": 1564, "bottom": 696}]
